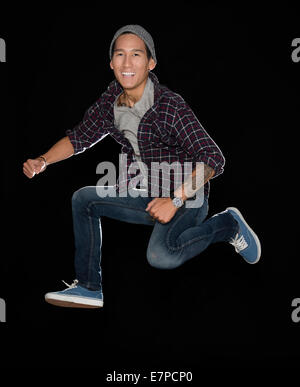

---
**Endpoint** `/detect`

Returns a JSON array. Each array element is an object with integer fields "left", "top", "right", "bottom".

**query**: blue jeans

[{"left": 72, "top": 187, "right": 238, "bottom": 290}]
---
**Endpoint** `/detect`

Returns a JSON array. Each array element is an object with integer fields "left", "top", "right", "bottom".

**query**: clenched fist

[
  {"left": 23, "top": 157, "right": 47, "bottom": 179},
  {"left": 145, "top": 197, "right": 178, "bottom": 224}
]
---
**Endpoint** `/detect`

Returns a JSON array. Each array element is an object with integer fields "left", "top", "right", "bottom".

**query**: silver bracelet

[{"left": 38, "top": 155, "right": 47, "bottom": 167}]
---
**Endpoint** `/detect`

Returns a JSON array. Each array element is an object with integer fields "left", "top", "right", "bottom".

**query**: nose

[{"left": 123, "top": 54, "right": 132, "bottom": 67}]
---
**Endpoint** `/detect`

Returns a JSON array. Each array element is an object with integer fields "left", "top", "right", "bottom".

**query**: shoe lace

[
  {"left": 229, "top": 234, "right": 248, "bottom": 253},
  {"left": 62, "top": 279, "right": 78, "bottom": 290}
]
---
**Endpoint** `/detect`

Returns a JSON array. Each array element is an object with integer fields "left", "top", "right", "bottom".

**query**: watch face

[{"left": 173, "top": 197, "right": 183, "bottom": 208}]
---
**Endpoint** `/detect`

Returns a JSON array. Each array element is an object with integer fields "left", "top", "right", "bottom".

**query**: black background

[{"left": 1, "top": 4, "right": 299, "bottom": 375}]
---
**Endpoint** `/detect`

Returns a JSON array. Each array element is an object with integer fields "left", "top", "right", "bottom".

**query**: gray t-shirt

[{"left": 114, "top": 77, "right": 154, "bottom": 187}]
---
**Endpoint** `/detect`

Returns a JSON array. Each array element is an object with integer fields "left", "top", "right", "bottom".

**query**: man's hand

[
  {"left": 23, "top": 158, "right": 46, "bottom": 179},
  {"left": 146, "top": 197, "right": 178, "bottom": 224}
]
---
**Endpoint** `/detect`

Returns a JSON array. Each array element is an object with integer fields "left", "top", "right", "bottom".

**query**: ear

[
  {"left": 110, "top": 60, "right": 114, "bottom": 70},
  {"left": 148, "top": 58, "right": 156, "bottom": 71}
]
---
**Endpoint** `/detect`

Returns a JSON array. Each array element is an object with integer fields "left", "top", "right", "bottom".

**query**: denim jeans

[{"left": 71, "top": 187, "right": 238, "bottom": 290}]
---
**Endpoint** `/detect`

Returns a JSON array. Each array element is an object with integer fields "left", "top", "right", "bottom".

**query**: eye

[{"left": 133, "top": 53, "right": 140, "bottom": 57}]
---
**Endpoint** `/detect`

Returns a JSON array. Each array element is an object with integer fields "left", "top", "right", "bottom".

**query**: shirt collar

[{"left": 148, "top": 72, "right": 161, "bottom": 103}]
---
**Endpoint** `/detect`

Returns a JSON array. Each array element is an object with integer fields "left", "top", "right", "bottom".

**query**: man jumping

[{"left": 23, "top": 25, "right": 261, "bottom": 308}]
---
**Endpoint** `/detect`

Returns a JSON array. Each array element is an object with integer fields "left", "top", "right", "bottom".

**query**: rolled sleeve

[
  {"left": 173, "top": 103, "right": 225, "bottom": 178},
  {"left": 66, "top": 102, "right": 108, "bottom": 155}
]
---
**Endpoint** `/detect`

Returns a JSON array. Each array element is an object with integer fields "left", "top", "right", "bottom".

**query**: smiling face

[{"left": 110, "top": 33, "right": 156, "bottom": 100}]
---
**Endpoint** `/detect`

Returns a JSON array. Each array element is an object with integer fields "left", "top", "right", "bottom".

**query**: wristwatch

[{"left": 170, "top": 192, "right": 184, "bottom": 208}]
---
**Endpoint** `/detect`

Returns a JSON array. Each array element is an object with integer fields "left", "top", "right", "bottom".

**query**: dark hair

[{"left": 111, "top": 31, "right": 152, "bottom": 60}]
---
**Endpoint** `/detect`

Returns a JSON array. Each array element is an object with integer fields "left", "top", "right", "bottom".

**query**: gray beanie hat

[{"left": 109, "top": 24, "right": 157, "bottom": 63}]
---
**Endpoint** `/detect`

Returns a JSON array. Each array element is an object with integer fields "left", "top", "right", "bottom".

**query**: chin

[
  {"left": 118, "top": 80, "right": 137, "bottom": 89},
  {"left": 117, "top": 77, "right": 138, "bottom": 89}
]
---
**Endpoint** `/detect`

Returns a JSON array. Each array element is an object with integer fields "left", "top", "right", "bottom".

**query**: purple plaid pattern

[{"left": 66, "top": 72, "right": 225, "bottom": 197}]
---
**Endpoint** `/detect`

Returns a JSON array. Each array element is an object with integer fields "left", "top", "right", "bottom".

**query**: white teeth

[{"left": 122, "top": 72, "right": 135, "bottom": 76}]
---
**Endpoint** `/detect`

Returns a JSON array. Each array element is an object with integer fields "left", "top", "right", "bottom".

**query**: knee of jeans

[
  {"left": 146, "top": 246, "right": 180, "bottom": 270},
  {"left": 72, "top": 187, "right": 93, "bottom": 208}
]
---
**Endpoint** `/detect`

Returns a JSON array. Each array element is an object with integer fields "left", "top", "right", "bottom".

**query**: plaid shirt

[{"left": 66, "top": 72, "right": 225, "bottom": 197}]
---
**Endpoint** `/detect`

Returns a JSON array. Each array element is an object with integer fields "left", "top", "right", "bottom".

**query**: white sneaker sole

[
  {"left": 45, "top": 293, "right": 103, "bottom": 308},
  {"left": 227, "top": 207, "right": 261, "bottom": 264}
]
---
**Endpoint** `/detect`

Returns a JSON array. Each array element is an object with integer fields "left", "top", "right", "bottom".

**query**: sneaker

[
  {"left": 226, "top": 207, "right": 261, "bottom": 264},
  {"left": 45, "top": 280, "right": 103, "bottom": 308}
]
